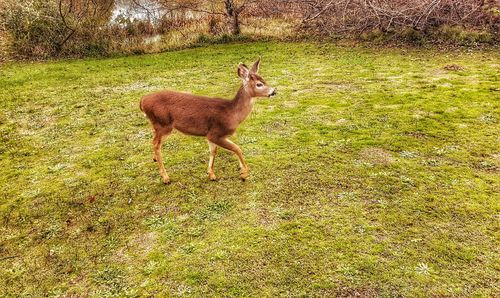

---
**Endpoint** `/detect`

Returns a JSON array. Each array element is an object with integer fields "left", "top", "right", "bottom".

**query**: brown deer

[{"left": 140, "top": 58, "right": 276, "bottom": 184}]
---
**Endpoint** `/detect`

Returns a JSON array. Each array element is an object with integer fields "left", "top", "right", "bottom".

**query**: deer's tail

[{"left": 139, "top": 97, "right": 144, "bottom": 112}]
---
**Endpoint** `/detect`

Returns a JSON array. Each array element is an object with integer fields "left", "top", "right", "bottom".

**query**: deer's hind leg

[
  {"left": 152, "top": 125, "right": 173, "bottom": 184},
  {"left": 207, "top": 141, "right": 218, "bottom": 181}
]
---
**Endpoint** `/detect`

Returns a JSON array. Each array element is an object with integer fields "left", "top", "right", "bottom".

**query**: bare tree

[{"left": 157, "top": 0, "right": 259, "bottom": 35}]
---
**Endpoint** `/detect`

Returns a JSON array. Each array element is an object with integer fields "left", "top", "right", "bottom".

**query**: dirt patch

[
  {"left": 128, "top": 232, "right": 157, "bottom": 255},
  {"left": 258, "top": 207, "right": 277, "bottom": 228},
  {"left": 473, "top": 160, "right": 499, "bottom": 172},
  {"left": 443, "top": 64, "right": 464, "bottom": 71},
  {"left": 336, "top": 286, "right": 379, "bottom": 298},
  {"left": 403, "top": 131, "right": 428, "bottom": 139},
  {"left": 262, "top": 120, "right": 296, "bottom": 136},
  {"left": 359, "top": 148, "right": 394, "bottom": 165}
]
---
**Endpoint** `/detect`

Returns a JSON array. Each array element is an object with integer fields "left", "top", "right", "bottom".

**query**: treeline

[{"left": 0, "top": 0, "right": 498, "bottom": 60}]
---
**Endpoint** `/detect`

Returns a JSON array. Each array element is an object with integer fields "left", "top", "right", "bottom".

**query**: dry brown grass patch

[
  {"left": 359, "top": 147, "right": 394, "bottom": 165},
  {"left": 443, "top": 64, "right": 464, "bottom": 71}
]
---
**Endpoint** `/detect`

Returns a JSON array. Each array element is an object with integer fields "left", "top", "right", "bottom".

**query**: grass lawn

[{"left": 0, "top": 42, "right": 499, "bottom": 297}]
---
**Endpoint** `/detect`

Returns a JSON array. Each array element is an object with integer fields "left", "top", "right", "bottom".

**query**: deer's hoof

[
  {"left": 208, "top": 173, "right": 217, "bottom": 181},
  {"left": 162, "top": 177, "right": 171, "bottom": 184},
  {"left": 240, "top": 171, "right": 249, "bottom": 181}
]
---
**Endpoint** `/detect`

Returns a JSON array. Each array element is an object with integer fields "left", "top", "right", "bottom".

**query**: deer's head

[{"left": 238, "top": 58, "right": 276, "bottom": 98}]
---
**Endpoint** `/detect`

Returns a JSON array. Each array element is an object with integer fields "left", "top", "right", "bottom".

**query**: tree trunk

[
  {"left": 231, "top": 13, "right": 241, "bottom": 35},
  {"left": 224, "top": 0, "right": 240, "bottom": 35}
]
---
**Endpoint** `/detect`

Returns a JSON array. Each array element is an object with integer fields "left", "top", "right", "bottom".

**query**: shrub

[
  {"left": 0, "top": 0, "right": 118, "bottom": 59},
  {"left": 0, "top": 0, "right": 67, "bottom": 59},
  {"left": 400, "top": 28, "right": 425, "bottom": 45},
  {"left": 294, "top": 0, "right": 499, "bottom": 45},
  {"left": 436, "top": 26, "right": 495, "bottom": 45},
  {"left": 195, "top": 33, "right": 251, "bottom": 45}
]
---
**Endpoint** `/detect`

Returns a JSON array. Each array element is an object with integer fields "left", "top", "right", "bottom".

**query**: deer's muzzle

[{"left": 269, "top": 89, "right": 277, "bottom": 97}]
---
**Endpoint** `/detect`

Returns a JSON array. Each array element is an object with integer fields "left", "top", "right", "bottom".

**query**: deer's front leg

[
  {"left": 152, "top": 125, "right": 172, "bottom": 184},
  {"left": 209, "top": 136, "right": 249, "bottom": 181},
  {"left": 207, "top": 141, "right": 218, "bottom": 181}
]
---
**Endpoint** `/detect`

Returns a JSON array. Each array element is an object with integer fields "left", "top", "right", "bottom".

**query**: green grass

[{"left": 0, "top": 42, "right": 499, "bottom": 297}]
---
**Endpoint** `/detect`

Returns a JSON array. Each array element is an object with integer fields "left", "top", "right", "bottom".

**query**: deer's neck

[{"left": 231, "top": 85, "right": 254, "bottom": 123}]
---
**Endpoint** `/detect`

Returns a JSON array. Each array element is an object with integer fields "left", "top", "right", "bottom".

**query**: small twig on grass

[{"left": 0, "top": 255, "right": 20, "bottom": 261}]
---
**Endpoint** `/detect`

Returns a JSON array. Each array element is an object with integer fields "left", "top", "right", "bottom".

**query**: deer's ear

[
  {"left": 250, "top": 57, "right": 261, "bottom": 73},
  {"left": 238, "top": 63, "right": 250, "bottom": 81}
]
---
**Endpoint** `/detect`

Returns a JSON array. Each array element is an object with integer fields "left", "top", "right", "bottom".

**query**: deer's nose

[{"left": 269, "top": 89, "right": 277, "bottom": 97}]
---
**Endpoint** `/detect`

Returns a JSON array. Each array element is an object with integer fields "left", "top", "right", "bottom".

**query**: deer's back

[{"left": 141, "top": 90, "right": 235, "bottom": 136}]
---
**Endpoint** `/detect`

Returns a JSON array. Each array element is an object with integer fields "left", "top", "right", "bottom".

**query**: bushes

[
  {"left": 295, "top": 0, "right": 499, "bottom": 45},
  {"left": 195, "top": 33, "right": 251, "bottom": 45},
  {"left": 435, "top": 26, "right": 495, "bottom": 45},
  {"left": 0, "top": 0, "right": 244, "bottom": 60},
  {"left": 0, "top": 0, "right": 123, "bottom": 59},
  {"left": 0, "top": 0, "right": 67, "bottom": 59},
  {"left": 358, "top": 26, "right": 496, "bottom": 47}
]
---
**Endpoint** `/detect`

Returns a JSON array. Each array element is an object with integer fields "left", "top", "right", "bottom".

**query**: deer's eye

[{"left": 256, "top": 83, "right": 264, "bottom": 87}]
